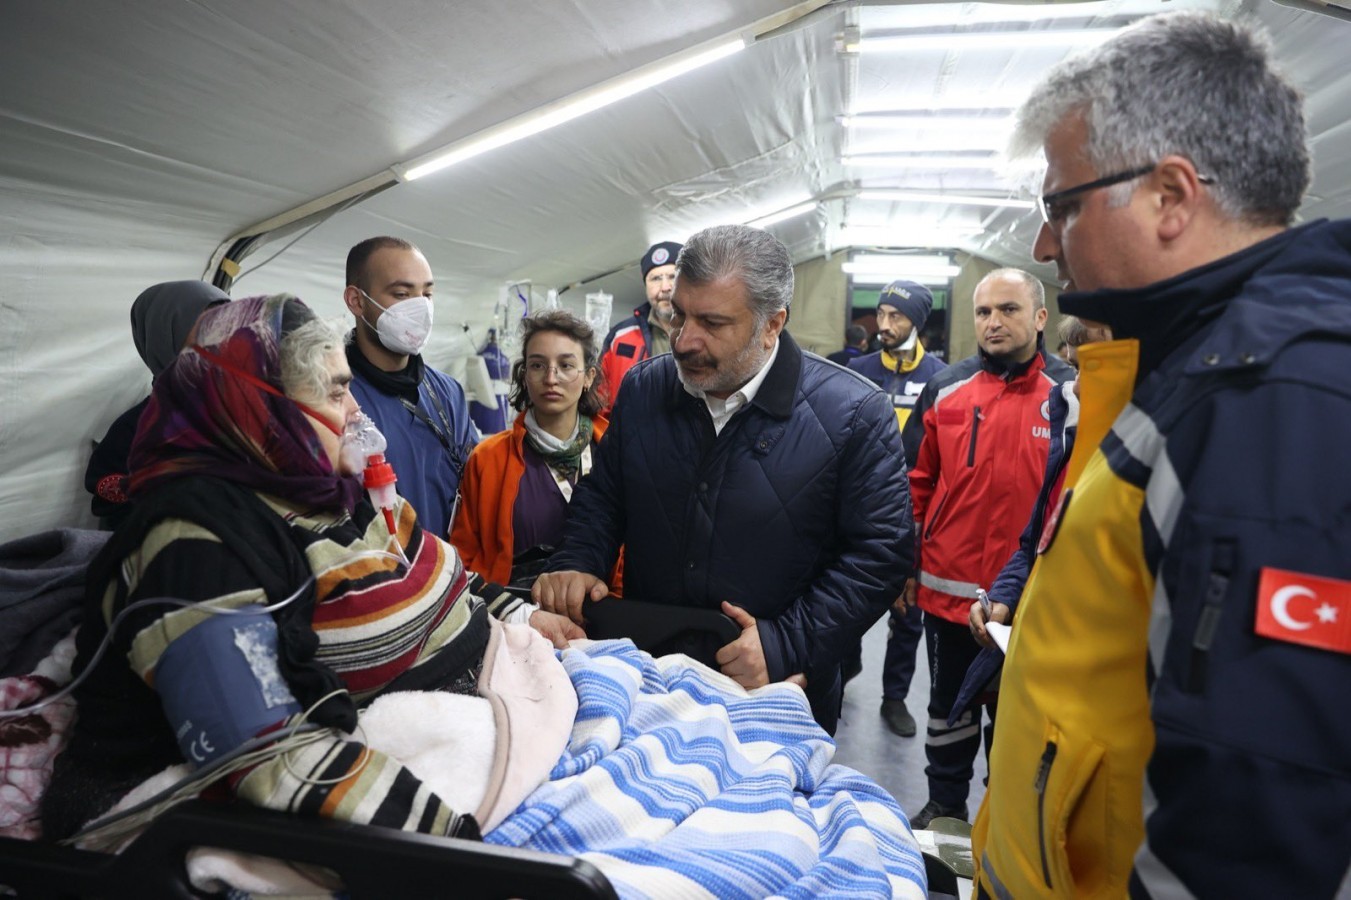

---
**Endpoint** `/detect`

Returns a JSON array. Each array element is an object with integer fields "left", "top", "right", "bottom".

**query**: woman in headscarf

[
  {"left": 44, "top": 294, "right": 582, "bottom": 841},
  {"left": 451, "top": 310, "right": 617, "bottom": 589},
  {"left": 84, "top": 281, "right": 230, "bottom": 530}
]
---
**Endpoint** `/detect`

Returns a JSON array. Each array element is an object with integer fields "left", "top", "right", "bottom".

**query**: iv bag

[{"left": 584, "top": 291, "right": 613, "bottom": 345}]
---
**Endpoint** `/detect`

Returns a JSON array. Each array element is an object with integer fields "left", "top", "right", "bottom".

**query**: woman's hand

[
  {"left": 529, "top": 609, "right": 586, "bottom": 648},
  {"left": 969, "top": 599, "right": 1011, "bottom": 649}
]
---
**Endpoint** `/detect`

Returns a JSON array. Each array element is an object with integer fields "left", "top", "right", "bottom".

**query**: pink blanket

[{"left": 0, "top": 631, "right": 77, "bottom": 839}]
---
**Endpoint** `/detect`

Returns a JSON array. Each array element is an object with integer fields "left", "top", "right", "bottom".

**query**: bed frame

[{"left": 0, "top": 799, "right": 617, "bottom": 899}]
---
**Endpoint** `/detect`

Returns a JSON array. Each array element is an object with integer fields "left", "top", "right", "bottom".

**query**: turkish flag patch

[{"left": 1254, "top": 567, "right": 1351, "bottom": 655}]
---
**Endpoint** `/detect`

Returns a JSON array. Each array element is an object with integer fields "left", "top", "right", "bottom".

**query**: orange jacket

[{"left": 451, "top": 413, "right": 616, "bottom": 589}]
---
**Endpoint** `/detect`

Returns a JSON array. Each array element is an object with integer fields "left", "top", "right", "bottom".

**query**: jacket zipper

[
  {"left": 967, "top": 406, "right": 982, "bottom": 467},
  {"left": 1187, "top": 540, "right": 1235, "bottom": 692},
  {"left": 1034, "top": 740, "right": 1058, "bottom": 890},
  {"left": 923, "top": 492, "right": 948, "bottom": 541}
]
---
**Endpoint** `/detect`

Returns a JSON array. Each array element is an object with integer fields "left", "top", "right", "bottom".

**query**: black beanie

[
  {"left": 640, "top": 241, "right": 683, "bottom": 280},
  {"left": 878, "top": 280, "right": 934, "bottom": 334}
]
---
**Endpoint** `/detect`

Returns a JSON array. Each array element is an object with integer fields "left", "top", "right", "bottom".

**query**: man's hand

[
  {"left": 528, "top": 609, "right": 586, "bottom": 649},
  {"left": 892, "top": 577, "right": 917, "bottom": 613},
  {"left": 715, "top": 602, "right": 770, "bottom": 690},
  {"left": 969, "top": 599, "right": 1011, "bottom": 649},
  {"left": 532, "top": 571, "right": 608, "bottom": 624}
]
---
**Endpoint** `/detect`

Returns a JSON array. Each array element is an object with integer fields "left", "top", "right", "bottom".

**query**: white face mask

[
  {"left": 898, "top": 326, "right": 919, "bottom": 352},
  {"left": 359, "top": 288, "right": 433, "bottom": 356}
]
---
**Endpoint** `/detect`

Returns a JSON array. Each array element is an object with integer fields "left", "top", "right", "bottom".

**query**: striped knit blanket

[{"left": 489, "top": 640, "right": 927, "bottom": 899}]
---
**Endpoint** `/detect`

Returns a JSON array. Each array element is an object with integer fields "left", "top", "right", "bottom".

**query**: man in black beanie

[
  {"left": 597, "top": 240, "right": 682, "bottom": 415},
  {"left": 848, "top": 279, "right": 947, "bottom": 738}
]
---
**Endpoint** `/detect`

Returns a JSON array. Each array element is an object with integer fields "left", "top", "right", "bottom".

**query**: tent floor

[{"left": 833, "top": 614, "right": 989, "bottom": 824}]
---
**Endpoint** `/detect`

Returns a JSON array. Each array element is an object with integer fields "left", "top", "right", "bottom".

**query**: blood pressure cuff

[{"left": 156, "top": 606, "right": 303, "bottom": 767}]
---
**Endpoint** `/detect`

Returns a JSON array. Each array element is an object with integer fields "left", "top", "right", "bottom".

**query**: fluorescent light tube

[
  {"left": 746, "top": 200, "right": 817, "bottom": 228},
  {"left": 845, "top": 253, "right": 959, "bottom": 275},
  {"left": 857, "top": 190, "right": 1034, "bottom": 210},
  {"left": 840, "top": 224, "right": 981, "bottom": 245},
  {"left": 399, "top": 39, "right": 745, "bottom": 181},
  {"left": 848, "top": 135, "right": 1007, "bottom": 155},
  {"left": 843, "top": 155, "right": 999, "bottom": 169},
  {"left": 850, "top": 271, "right": 957, "bottom": 287},
  {"left": 847, "top": 29, "right": 1118, "bottom": 53},
  {"left": 843, "top": 114, "right": 1013, "bottom": 131},
  {"left": 850, "top": 96, "right": 1027, "bottom": 115}
]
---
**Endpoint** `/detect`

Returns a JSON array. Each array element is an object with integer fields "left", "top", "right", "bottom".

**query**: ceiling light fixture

[
  {"left": 845, "top": 253, "right": 958, "bottom": 274},
  {"left": 849, "top": 271, "right": 958, "bottom": 287},
  {"left": 746, "top": 199, "right": 817, "bottom": 228},
  {"left": 842, "top": 114, "right": 1013, "bottom": 130},
  {"left": 842, "top": 154, "right": 1000, "bottom": 169},
  {"left": 398, "top": 38, "right": 745, "bottom": 181},
  {"left": 846, "top": 28, "right": 1119, "bottom": 53},
  {"left": 856, "top": 190, "right": 1033, "bottom": 209},
  {"left": 844, "top": 253, "right": 962, "bottom": 285},
  {"left": 849, "top": 96, "right": 1027, "bottom": 115},
  {"left": 839, "top": 226, "right": 981, "bottom": 248},
  {"left": 848, "top": 134, "right": 1007, "bottom": 155}
]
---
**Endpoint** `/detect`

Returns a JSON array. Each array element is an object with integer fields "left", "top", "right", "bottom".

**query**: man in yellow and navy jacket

[
  {"left": 848, "top": 279, "right": 947, "bottom": 738},
  {"left": 973, "top": 12, "right": 1351, "bottom": 898}
]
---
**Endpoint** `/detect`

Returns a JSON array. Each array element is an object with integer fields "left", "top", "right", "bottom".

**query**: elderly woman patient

[{"left": 42, "top": 295, "right": 582, "bottom": 841}]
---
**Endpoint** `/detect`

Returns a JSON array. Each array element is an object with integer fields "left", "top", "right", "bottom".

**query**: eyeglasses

[
  {"left": 1037, "top": 164, "right": 1156, "bottom": 227},
  {"left": 524, "top": 360, "right": 585, "bottom": 383},
  {"left": 1037, "top": 163, "right": 1216, "bottom": 227}
]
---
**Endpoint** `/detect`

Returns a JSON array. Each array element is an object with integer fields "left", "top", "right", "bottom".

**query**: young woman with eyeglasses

[{"left": 451, "top": 310, "right": 617, "bottom": 588}]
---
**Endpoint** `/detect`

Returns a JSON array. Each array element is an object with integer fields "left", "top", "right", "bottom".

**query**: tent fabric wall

[
  {"left": 787, "top": 253, "right": 848, "bottom": 357},
  {"left": 2, "top": 0, "right": 1348, "bottom": 540}
]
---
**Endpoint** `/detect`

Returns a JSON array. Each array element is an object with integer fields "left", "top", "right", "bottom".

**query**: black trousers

[{"left": 923, "top": 614, "right": 996, "bottom": 809}]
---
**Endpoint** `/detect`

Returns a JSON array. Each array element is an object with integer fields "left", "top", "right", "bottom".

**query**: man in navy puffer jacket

[{"left": 534, "top": 224, "right": 914, "bottom": 733}]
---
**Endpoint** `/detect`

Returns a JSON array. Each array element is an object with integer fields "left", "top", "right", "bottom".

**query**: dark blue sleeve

[
  {"left": 758, "top": 389, "right": 915, "bottom": 683},
  {"left": 986, "top": 518, "right": 1035, "bottom": 613}
]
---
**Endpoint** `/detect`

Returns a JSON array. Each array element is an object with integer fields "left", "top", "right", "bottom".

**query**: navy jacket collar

[
  {"left": 751, "top": 330, "right": 801, "bottom": 419},
  {"left": 1058, "top": 220, "right": 1329, "bottom": 379}
]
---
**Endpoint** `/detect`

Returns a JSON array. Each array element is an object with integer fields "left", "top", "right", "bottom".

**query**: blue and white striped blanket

[{"left": 487, "top": 640, "right": 927, "bottom": 899}]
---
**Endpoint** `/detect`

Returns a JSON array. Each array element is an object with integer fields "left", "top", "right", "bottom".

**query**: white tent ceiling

[{"left": 2, "top": 0, "right": 1349, "bottom": 535}]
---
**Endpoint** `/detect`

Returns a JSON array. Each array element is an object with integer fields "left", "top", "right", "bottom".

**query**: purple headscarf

[{"left": 128, "top": 294, "right": 362, "bottom": 513}]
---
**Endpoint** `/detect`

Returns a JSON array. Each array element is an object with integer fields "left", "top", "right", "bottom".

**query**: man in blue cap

[
  {"left": 848, "top": 279, "right": 946, "bottom": 737},
  {"left": 597, "top": 240, "right": 683, "bottom": 415}
]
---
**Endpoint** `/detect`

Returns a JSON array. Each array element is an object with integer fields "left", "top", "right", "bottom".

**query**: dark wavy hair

[{"left": 508, "top": 309, "right": 605, "bottom": 417}]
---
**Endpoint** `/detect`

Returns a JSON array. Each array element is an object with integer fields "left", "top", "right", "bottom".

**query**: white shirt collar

[{"left": 682, "top": 338, "right": 780, "bottom": 434}]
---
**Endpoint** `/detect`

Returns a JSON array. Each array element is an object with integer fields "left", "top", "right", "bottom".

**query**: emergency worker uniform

[{"left": 974, "top": 219, "right": 1351, "bottom": 899}]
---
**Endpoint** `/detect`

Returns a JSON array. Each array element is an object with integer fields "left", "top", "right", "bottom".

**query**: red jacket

[
  {"left": 598, "top": 303, "right": 656, "bottom": 415},
  {"left": 450, "top": 412, "right": 616, "bottom": 589},
  {"left": 901, "top": 348, "right": 1073, "bottom": 623}
]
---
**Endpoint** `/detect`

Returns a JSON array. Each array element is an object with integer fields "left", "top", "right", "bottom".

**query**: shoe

[
  {"left": 880, "top": 699, "right": 917, "bottom": 737},
  {"left": 910, "top": 799, "right": 968, "bottom": 831}
]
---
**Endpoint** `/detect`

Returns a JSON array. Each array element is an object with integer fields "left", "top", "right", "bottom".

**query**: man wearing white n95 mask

[{"left": 344, "top": 236, "right": 478, "bottom": 538}]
